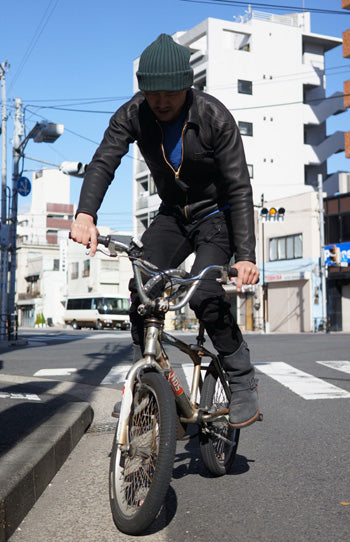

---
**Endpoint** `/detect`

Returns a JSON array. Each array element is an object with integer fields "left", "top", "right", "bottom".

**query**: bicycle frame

[
  {"left": 91, "top": 234, "right": 237, "bottom": 450},
  {"left": 115, "top": 314, "right": 232, "bottom": 448}
]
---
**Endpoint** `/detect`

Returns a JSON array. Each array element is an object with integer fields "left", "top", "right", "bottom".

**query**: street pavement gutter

[{"left": 0, "top": 396, "right": 93, "bottom": 541}]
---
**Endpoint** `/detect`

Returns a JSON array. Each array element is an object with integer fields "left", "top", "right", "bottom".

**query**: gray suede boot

[{"left": 221, "top": 341, "right": 260, "bottom": 428}]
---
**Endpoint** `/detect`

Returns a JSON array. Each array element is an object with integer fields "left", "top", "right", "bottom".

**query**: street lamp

[{"left": 0, "top": 97, "right": 63, "bottom": 340}]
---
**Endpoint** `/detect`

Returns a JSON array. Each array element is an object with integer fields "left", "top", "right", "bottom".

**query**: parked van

[{"left": 64, "top": 296, "right": 130, "bottom": 330}]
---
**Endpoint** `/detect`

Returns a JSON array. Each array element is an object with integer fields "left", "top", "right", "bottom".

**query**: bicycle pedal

[{"left": 111, "top": 401, "right": 121, "bottom": 419}]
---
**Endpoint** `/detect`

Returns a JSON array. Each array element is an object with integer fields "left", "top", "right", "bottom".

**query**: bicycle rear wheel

[
  {"left": 109, "top": 371, "right": 177, "bottom": 535},
  {"left": 199, "top": 364, "right": 240, "bottom": 476}
]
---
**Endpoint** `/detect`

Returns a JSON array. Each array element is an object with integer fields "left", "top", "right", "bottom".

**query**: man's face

[{"left": 144, "top": 89, "right": 187, "bottom": 124}]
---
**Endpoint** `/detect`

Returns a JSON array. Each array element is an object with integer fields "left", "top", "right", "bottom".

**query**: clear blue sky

[{"left": 1, "top": 0, "right": 349, "bottom": 231}]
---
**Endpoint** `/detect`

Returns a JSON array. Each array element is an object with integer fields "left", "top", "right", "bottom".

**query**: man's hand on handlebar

[
  {"left": 70, "top": 213, "right": 99, "bottom": 257},
  {"left": 231, "top": 260, "right": 260, "bottom": 292}
]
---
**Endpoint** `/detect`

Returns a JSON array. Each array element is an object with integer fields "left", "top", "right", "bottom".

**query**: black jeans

[{"left": 129, "top": 210, "right": 243, "bottom": 356}]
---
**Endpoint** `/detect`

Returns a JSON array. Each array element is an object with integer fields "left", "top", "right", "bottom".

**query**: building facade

[
  {"left": 257, "top": 190, "right": 324, "bottom": 333},
  {"left": 342, "top": 0, "right": 350, "bottom": 158},
  {"left": 324, "top": 190, "right": 350, "bottom": 332},
  {"left": 15, "top": 169, "right": 132, "bottom": 327},
  {"left": 16, "top": 169, "right": 73, "bottom": 326}
]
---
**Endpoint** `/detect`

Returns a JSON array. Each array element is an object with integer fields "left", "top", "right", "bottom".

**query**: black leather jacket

[{"left": 77, "top": 88, "right": 256, "bottom": 262}]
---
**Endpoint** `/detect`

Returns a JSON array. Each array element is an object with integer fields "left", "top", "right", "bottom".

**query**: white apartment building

[
  {"left": 133, "top": 10, "right": 344, "bottom": 234},
  {"left": 131, "top": 10, "right": 347, "bottom": 333}
]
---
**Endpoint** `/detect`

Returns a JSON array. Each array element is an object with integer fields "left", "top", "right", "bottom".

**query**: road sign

[{"left": 17, "top": 177, "right": 31, "bottom": 197}]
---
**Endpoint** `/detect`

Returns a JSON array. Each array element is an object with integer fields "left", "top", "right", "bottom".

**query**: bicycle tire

[
  {"left": 109, "top": 371, "right": 177, "bottom": 535},
  {"left": 199, "top": 365, "right": 240, "bottom": 476}
]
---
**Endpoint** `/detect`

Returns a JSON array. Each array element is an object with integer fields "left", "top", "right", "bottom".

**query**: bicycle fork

[{"left": 115, "top": 318, "right": 192, "bottom": 447}]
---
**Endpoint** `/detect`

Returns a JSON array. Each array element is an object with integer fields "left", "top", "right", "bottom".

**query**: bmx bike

[{"left": 94, "top": 234, "right": 254, "bottom": 535}]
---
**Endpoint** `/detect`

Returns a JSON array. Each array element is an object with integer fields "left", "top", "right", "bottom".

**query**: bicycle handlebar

[
  {"left": 97, "top": 234, "right": 238, "bottom": 312},
  {"left": 69, "top": 233, "right": 237, "bottom": 314}
]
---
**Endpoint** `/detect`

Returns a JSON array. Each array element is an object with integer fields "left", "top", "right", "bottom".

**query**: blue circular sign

[{"left": 17, "top": 177, "right": 31, "bottom": 197}]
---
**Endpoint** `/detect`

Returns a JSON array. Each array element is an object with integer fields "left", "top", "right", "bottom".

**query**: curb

[{"left": 0, "top": 401, "right": 93, "bottom": 542}]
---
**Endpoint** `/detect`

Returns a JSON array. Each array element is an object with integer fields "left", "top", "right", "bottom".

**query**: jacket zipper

[{"left": 158, "top": 121, "right": 189, "bottom": 218}]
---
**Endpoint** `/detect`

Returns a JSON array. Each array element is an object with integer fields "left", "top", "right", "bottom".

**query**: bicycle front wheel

[
  {"left": 199, "top": 365, "right": 240, "bottom": 476},
  {"left": 109, "top": 371, "right": 177, "bottom": 535}
]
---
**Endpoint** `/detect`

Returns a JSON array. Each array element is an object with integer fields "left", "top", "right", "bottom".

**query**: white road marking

[
  {"left": 181, "top": 363, "right": 193, "bottom": 391},
  {"left": 255, "top": 361, "right": 350, "bottom": 399},
  {"left": 34, "top": 368, "right": 78, "bottom": 376},
  {"left": 0, "top": 392, "right": 41, "bottom": 401},
  {"left": 28, "top": 335, "right": 77, "bottom": 341},
  {"left": 86, "top": 333, "right": 131, "bottom": 340},
  {"left": 316, "top": 360, "right": 350, "bottom": 375},
  {"left": 101, "top": 365, "right": 131, "bottom": 385}
]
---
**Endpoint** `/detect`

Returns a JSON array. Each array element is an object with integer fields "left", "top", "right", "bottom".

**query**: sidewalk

[{"left": 0, "top": 342, "right": 121, "bottom": 542}]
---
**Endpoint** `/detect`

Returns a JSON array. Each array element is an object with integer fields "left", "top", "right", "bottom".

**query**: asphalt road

[{"left": 1, "top": 329, "right": 349, "bottom": 542}]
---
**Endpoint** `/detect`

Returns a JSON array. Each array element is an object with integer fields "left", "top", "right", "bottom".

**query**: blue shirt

[{"left": 161, "top": 113, "right": 184, "bottom": 171}]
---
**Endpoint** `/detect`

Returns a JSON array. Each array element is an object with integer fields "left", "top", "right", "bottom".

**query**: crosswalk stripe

[
  {"left": 34, "top": 368, "right": 77, "bottom": 376},
  {"left": 316, "top": 360, "right": 350, "bottom": 375},
  {"left": 100, "top": 364, "right": 131, "bottom": 385},
  {"left": 86, "top": 333, "right": 130, "bottom": 340},
  {"left": 255, "top": 361, "right": 350, "bottom": 399},
  {"left": 0, "top": 392, "right": 41, "bottom": 401}
]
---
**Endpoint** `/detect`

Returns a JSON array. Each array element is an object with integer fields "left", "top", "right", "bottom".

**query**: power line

[
  {"left": 229, "top": 92, "right": 350, "bottom": 112},
  {"left": 181, "top": 0, "right": 350, "bottom": 16},
  {"left": 19, "top": 96, "right": 131, "bottom": 105},
  {"left": 11, "top": 0, "right": 61, "bottom": 87},
  {"left": 6, "top": 63, "right": 347, "bottom": 111},
  {"left": 17, "top": 63, "right": 349, "bottom": 114},
  {"left": 24, "top": 92, "right": 350, "bottom": 116}
]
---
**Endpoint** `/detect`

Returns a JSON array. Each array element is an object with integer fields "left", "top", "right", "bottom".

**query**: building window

[
  {"left": 149, "top": 175, "right": 158, "bottom": 195},
  {"left": 325, "top": 212, "right": 350, "bottom": 244},
  {"left": 223, "top": 29, "right": 251, "bottom": 52},
  {"left": 247, "top": 164, "right": 254, "bottom": 179},
  {"left": 269, "top": 234, "right": 303, "bottom": 261},
  {"left": 53, "top": 259, "right": 59, "bottom": 271},
  {"left": 137, "top": 175, "right": 148, "bottom": 194},
  {"left": 342, "top": 213, "right": 350, "bottom": 240},
  {"left": 238, "top": 121, "right": 253, "bottom": 137},
  {"left": 149, "top": 210, "right": 158, "bottom": 222},
  {"left": 193, "top": 70, "right": 207, "bottom": 91},
  {"left": 238, "top": 79, "right": 252, "bottom": 95},
  {"left": 82, "top": 259, "right": 90, "bottom": 277},
  {"left": 71, "top": 262, "right": 79, "bottom": 280}
]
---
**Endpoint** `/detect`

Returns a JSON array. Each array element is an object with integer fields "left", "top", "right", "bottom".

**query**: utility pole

[
  {"left": 317, "top": 173, "right": 328, "bottom": 331},
  {"left": 260, "top": 193, "right": 267, "bottom": 333},
  {"left": 8, "top": 98, "right": 24, "bottom": 320},
  {"left": 0, "top": 62, "right": 9, "bottom": 341}
]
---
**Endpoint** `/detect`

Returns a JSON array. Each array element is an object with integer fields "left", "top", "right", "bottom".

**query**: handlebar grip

[
  {"left": 68, "top": 232, "right": 110, "bottom": 248},
  {"left": 227, "top": 267, "right": 238, "bottom": 278},
  {"left": 97, "top": 234, "right": 110, "bottom": 247}
]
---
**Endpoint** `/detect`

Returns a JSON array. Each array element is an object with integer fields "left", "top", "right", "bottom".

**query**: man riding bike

[{"left": 70, "top": 33, "right": 260, "bottom": 428}]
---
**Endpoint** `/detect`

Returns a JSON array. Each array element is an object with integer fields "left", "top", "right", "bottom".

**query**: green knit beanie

[{"left": 137, "top": 34, "right": 193, "bottom": 92}]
